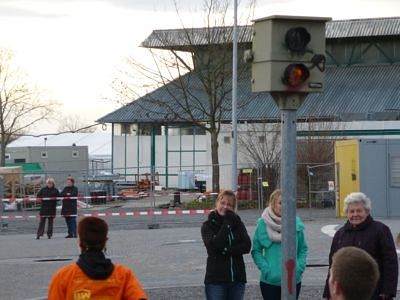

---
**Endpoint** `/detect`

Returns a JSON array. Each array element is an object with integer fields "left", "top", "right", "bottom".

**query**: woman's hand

[{"left": 223, "top": 210, "right": 240, "bottom": 227}]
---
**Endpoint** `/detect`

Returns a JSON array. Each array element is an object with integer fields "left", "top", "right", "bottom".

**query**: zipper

[{"left": 228, "top": 226, "right": 234, "bottom": 282}]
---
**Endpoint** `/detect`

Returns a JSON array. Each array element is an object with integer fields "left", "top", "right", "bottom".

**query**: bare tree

[
  {"left": 57, "top": 115, "right": 97, "bottom": 133},
  {"left": 0, "top": 49, "right": 57, "bottom": 166},
  {"left": 238, "top": 122, "right": 281, "bottom": 195},
  {"left": 238, "top": 119, "right": 343, "bottom": 203},
  {"left": 112, "top": 0, "right": 255, "bottom": 191},
  {"left": 297, "top": 117, "right": 344, "bottom": 202}
]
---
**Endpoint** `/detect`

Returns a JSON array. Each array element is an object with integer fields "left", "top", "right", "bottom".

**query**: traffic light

[{"left": 249, "top": 15, "right": 331, "bottom": 93}]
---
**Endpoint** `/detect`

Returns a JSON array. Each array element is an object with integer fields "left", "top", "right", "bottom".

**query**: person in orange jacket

[{"left": 48, "top": 216, "right": 147, "bottom": 300}]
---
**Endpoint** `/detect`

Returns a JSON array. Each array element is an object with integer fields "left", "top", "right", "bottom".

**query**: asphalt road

[{"left": 0, "top": 200, "right": 399, "bottom": 300}]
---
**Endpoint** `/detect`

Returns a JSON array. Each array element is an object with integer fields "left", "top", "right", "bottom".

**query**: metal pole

[
  {"left": 307, "top": 165, "right": 312, "bottom": 220},
  {"left": 335, "top": 162, "right": 340, "bottom": 217},
  {"left": 151, "top": 126, "right": 156, "bottom": 197},
  {"left": 260, "top": 165, "right": 264, "bottom": 212},
  {"left": 281, "top": 108, "right": 297, "bottom": 300},
  {"left": 231, "top": 0, "right": 238, "bottom": 192},
  {"left": 165, "top": 125, "right": 169, "bottom": 188},
  {"left": 257, "top": 166, "right": 262, "bottom": 212},
  {"left": 148, "top": 126, "right": 159, "bottom": 229},
  {"left": 0, "top": 176, "right": 5, "bottom": 231},
  {"left": 137, "top": 126, "right": 140, "bottom": 184},
  {"left": 179, "top": 127, "right": 182, "bottom": 171},
  {"left": 111, "top": 123, "right": 114, "bottom": 173},
  {"left": 124, "top": 128, "right": 127, "bottom": 180}
]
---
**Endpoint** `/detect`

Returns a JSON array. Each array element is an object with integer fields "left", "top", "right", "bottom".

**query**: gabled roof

[
  {"left": 141, "top": 17, "right": 400, "bottom": 49},
  {"left": 97, "top": 64, "right": 400, "bottom": 124}
]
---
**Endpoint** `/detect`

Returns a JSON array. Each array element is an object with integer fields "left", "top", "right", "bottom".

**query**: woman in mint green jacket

[{"left": 251, "top": 189, "right": 308, "bottom": 300}]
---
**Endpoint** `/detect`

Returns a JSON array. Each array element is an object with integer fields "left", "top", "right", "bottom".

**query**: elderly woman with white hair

[
  {"left": 323, "top": 192, "right": 398, "bottom": 300},
  {"left": 36, "top": 178, "right": 60, "bottom": 239}
]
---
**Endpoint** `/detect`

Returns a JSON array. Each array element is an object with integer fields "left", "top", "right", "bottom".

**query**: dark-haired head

[{"left": 78, "top": 217, "right": 108, "bottom": 252}]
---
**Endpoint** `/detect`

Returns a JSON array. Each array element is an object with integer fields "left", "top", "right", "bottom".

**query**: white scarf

[{"left": 261, "top": 206, "right": 282, "bottom": 242}]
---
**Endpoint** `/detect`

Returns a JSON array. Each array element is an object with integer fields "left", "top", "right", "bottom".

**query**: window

[
  {"left": 41, "top": 151, "right": 48, "bottom": 159},
  {"left": 115, "top": 123, "right": 137, "bottom": 136},
  {"left": 224, "top": 136, "right": 231, "bottom": 144},
  {"left": 5, "top": 153, "right": 11, "bottom": 160},
  {"left": 72, "top": 150, "right": 79, "bottom": 158},
  {"left": 390, "top": 155, "right": 400, "bottom": 187},
  {"left": 121, "top": 123, "right": 131, "bottom": 135},
  {"left": 259, "top": 136, "right": 266, "bottom": 143},
  {"left": 138, "top": 124, "right": 161, "bottom": 136},
  {"left": 167, "top": 126, "right": 206, "bottom": 136},
  {"left": 14, "top": 158, "right": 26, "bottom": 163}
]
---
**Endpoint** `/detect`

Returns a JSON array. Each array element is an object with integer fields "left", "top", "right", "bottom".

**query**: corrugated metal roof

[
  {"left": 97, "top": 64, "right": 400, "bottom": 124},
  {"left": 141, "top": 17, "right": 400, "bottom": 49},
  {"left": 327, "top": 17, "right": 400, "bottom": 38},
  {"left": 141, "top": 26, "right": 253, "bottom": 49}
]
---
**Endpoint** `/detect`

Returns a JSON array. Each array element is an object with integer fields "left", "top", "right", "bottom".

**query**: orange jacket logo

[{"left": 73, "top": 289, "right": 91, "bottom": 300}]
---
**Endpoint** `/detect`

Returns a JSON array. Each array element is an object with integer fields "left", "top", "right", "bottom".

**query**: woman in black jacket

[
  {"left": 323, "top": 192, "right": 398, "bottom": 300},
  {"left": 201, "top": 190, "right": 251, "bottom": 300},
  {"left": 36, "top": 178, "right": 60, "bottom": 239},
  {"left": 61, "top": 176, "right": 78, "bottom": 238}
]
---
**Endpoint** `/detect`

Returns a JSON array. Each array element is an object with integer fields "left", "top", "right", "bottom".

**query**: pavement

[{"left": 0, "top": 201, "right": 399, "bottom": 300}]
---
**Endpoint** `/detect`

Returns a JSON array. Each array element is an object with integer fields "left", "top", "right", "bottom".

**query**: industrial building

[{"left": 98, "top": 17, "right": 400, "bottom": 214}]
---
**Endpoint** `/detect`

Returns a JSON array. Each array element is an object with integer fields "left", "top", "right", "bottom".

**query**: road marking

[
  {"left": 1, "top": 209, "right": 211, "bottom": 219},
  {"left": 321, "top": 224, "right": 340, "bottom": 237}
]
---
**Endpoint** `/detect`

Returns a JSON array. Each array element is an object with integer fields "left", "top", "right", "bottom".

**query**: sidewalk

[{"left": 0, "top": 214, "right": 399, "bottom": 300}]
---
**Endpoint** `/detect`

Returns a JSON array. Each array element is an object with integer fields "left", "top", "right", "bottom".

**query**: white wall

[{"left": 113, "top": 120, "right": 400, "bottom": 190}]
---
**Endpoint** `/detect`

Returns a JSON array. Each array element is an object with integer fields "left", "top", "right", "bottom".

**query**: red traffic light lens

[
  {"left": 283, "top": 64, "right": 310, "bottom": 87},
  {"left": 285, "top": 27, "right": 311, "bottom": 53}
]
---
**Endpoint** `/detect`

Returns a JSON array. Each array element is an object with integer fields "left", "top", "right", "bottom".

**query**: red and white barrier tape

[
  {"left": 0, "top": 191, "right": 204, "bottom": 203},
  {"left": 0, "top": 194, "right": 149, "bottom": 203},
  {"left": 0, "top": 209, "right": 211, "bottom": 219}
]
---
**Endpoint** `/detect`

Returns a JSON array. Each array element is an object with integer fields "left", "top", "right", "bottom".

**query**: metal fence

[{"left": 0, "top": 162, "right": 338, "bottom": 216}]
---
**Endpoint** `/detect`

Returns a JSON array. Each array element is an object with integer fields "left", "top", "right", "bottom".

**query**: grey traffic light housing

[{"left": 250, "top": 15, "right": 331, "bottom": 93}]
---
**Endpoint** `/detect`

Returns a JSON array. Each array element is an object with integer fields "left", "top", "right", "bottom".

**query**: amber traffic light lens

[
  {"left": 283, "top": 64, "right": 310, "bottom": 87},
  {"left": 285, "top": 27, "right": 311, "bottom": 53}
]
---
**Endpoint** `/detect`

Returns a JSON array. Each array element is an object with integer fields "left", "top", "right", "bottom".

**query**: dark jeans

[
  {"left": 205, "top": 282, "right": 245, "bottom": 300},
  {"left": 37, "top": 217, "right": 54, "bottom": 237},
  {"left": 65, "top": 216, "right": 77, "bottom": 236},
  {"left": 260, "top": 282, "right": 301, "bottom": 300}
]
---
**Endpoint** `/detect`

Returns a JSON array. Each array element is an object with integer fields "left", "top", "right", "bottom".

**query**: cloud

[
  {"left": 0, "top": 0, "right": 69, "bottom": 18},
  {"left": 0, "top": 4, "right": 68, "bottom": 18},
  {"left": 90, "top": 0, "right": 200, "bottom": 11},
  {"left": 0, "top": 0, "right": 197, "bottom": 13}
]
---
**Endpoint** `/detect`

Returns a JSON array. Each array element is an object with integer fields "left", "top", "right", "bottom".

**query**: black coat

[
  {"left": 38, "top": 186, "right": 60, "bottom": 217},
  {"left": 201, "top": 210, "right": 251, "bottom": 284},
  {"left": 323, "top": 215, "right": 399, "bottom": 299},
  {"left": 60, "top": 186, "right": 78, "bottom": 216}
]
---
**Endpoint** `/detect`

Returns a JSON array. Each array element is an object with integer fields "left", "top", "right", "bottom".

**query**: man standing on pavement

[
  {"left": 323, "top": 192, "right": 398, "bottom": 300},
  {"left": 61, "top": 176, "right": 78, "bottom": 238}
]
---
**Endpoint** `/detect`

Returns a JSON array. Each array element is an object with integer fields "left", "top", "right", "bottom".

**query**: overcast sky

[{"left": 0, "top": 0, "right": 398, "bottom": 132}]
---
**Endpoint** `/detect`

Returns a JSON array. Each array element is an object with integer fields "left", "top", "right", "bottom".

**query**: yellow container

[{"left": 334, "top": 140, "right": 360, "bottom": 217}]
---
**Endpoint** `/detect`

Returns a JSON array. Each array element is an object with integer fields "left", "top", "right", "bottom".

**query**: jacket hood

[{"left": 77, "top": 250, "right": 114, "bottom": 280}]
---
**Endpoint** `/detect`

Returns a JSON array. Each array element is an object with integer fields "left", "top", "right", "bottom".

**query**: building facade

[{"left": 98, "top": 17, "right": 400, "bottom": 192}]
